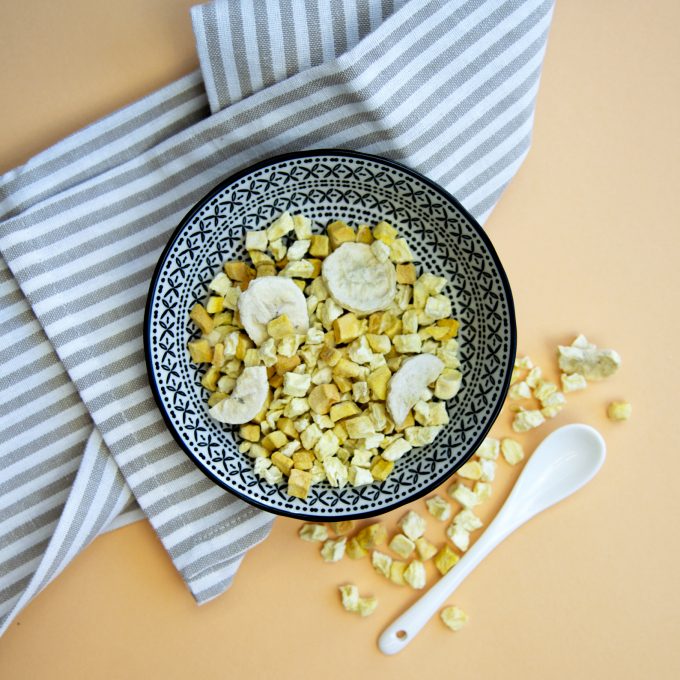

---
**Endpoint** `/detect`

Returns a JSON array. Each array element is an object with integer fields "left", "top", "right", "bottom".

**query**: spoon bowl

[{"left": 378, "top": 423, "right": 606, "bottom": 655}]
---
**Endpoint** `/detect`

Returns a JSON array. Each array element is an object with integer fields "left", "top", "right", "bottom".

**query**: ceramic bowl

[{"left": 144, "top": 149, "right": 516, "bottom": 520}]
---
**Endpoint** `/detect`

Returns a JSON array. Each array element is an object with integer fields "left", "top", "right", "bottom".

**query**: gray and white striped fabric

[{"left": 0, "top": 0, "right": 554, "bottom": 634}]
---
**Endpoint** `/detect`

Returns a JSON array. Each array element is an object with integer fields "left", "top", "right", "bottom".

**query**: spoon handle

[{"left": 378, "top": 503, "right": 522, "bottom": 655}]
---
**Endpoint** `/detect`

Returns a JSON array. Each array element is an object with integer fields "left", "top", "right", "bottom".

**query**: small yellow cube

[
  {"left": 224, "top": 261, "right": 253, "bottom": 282},
  {"left": 367, "top": 365, "right": 391, "bottom": 400},
  {"left": 373, "top": 221, "right": 398, "bottom": 245},
  {"left": 332, "top": 375, "right": 353, "bottom": 393},
  {"left": 334, "top": 358, "right": 364, "bottom": 379},
  {"left": 308, "top": 383, "right": 341, "bottom": 414},
  {"left": 437, "top": 318, "right": 459, "bottom": 339},
  {"left": 440, "top": 605, "right": 468, "bottom": 632},
  {"left": 261, "top": 430, "right": 289, "bottom": 452},
  {"left": 370, "top": 457, "right": 394, "bottom": 481},
  {"left": 356, "top": 523, "right": 387, "bottom": 549},
  {"left": 433, "top": 545, "right": 460, "bottom": 575},
  {"left": 333, "top": 313, "right": 362, "bottom": 344},
  {"left": 309, "top": 234, "right": 330, "bottom": 258},
  {"left": 366, "top": 334, "right": 391, "bottom": 354},
  {"left": 239, "top": 424, "right": 261, "bottom": 442},
  {"left": 206, "top": 296, "right": 224, "bottom": 314},
  {"left": 256, "top": 264, "right": 277, "bottom": 277},
  {"left": 390, "top": 560, "right": 408, "bottom": 586},
  {"left": 292, "top": 450, "right": 314, "bottom": 470},
  {"left": 327, "top": 220, "right": 356, "bottom": 250},
  {"left": 344, "top": 415, "right": 375, "bottom": 439},
  {"left": 287, "top": 468, "right": 312, "bottom": 498},
  {"left": 267, "top": 314, "right": 295, "bottom": 339},
  {"left": 396, "top": 263, "right": 417, "bottom": 284},
  {"left": 190, "top": 303, "right": 214, "bottom": 334},
  {"left": 355, "top": 224, "right": 374, "bottom": 244},
  {"left": 271, "top": 451, "right": 295, "bottom": 476},
  {"left": 276, "top": 417, "right": 299, "bottom": 439},
  {"left": 187, "top": 338, "right": 213, "bottom": 363},
  {"left": 329, "top": 401, "right": 362, "bottom": 422},
  {"left": 415, "top": 537, "right": 438, "bottom": 561},
  {"left": 393, "top": 334, "right": 422, "bottom": 354},
  {"left": 331, "top": 521, "right": 356, "bottom": 536},
  {"left": 346, "top": 537, "right": 368, "bottom": 559},
  {"left": 200, "top": 366, "right": 220, "bottom": 391},
  {"left": 389, "top": 533, "right": 416, "bottom": 559},
  {"left": 319, "top": 345, "right": 343, "bottom": 366},
  {"left": 389, "top": 238, "right": 414, "bottom": 263},
  {"left": 607, "top": 401, "right": 632, "bottom": 421}
]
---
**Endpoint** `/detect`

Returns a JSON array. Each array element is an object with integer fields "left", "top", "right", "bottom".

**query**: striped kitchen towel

[{"left": 0, "top": 0, "right": 554, "bottom": 634}]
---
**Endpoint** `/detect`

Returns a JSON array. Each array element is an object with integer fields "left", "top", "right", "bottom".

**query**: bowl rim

[{"left": 143, "top": 148, "right": 517, "bottom": 520}]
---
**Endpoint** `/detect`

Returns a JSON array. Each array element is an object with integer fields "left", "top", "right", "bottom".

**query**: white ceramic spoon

[{"left": 378, "top": 423, "right": 606, "bottom": 655}]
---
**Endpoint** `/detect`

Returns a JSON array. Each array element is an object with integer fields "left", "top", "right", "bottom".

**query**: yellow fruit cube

[
  {"left": 200, "top": 366, "right": 220, "bottom": 391},
  {"left": 346, "top": 537, "right": 368, "bottom": 559},
  {"left": 327, "top": 220, "right": 356, "bottom": 249},
  {"left": 256, "top": 264, "right": 277, "bottom": 277},
  {"left": 292, "top": 450, "right": 314, "bottom": 471},
  {"left": 287, "top": 468, "right": 312, "bottom": 497},
  {"left": 437, "top": 318, "right": 459, "bottom": 339},
  {"left": 235, "top": 333, "right": 253, "bottom": 360},
  {"left": 309, "top": 235, "right": 330, "bottom": 258},
  {"left": 332, "top": 375, "right": 353, "bottom": 393},
  {"left": 332, "top": 521, "right": 356, "bottom": 536},
  {"left": 267, "top": 314, "right": 295, "bottom": 339},
  {"left": 390, "top": 560, "right": 408, "bottom": 586},
  {"left": 366, "top": 334, "right": 391, "bottom": 354},
  {"left": 292, "top": 279, "right": 306, "bottom": 292},
  {"left": 332, "top": 422, "right": 348, "bottom": 444},
  {"left": 329, "top": 401, "right": 362, "bottom": 422},
  {"left": 389, "top": 238, "right": 414, "bottom": 263},
  {"left": 275, "top": 354, "right": 301, "bottom": 375},
  {"left": 224, "top": 261, "right": 253, "bottom": 282},
  {"left": 440, "top": 606, "right": 468, "bottom": 632},
  {"left": 389, "top": 533, "right": 416, "bottom": 559},
  {"left": 433, "top": 545, "right": 460, "bottom": 575},
  {"left": 205, "top": 296, "right": 224, "bottom": 314},
  {"left": 344, "top": 415, "right": 375, "bottom": 439},
  {"left": 276, "top": 417, "right": 299, "bottom": 439},
  {"left": 261, "top": 430, "right": 289, "bottom": 452},
  {"left": 356, "top": 523, "right": 387, "bottom": 549},
  {"left": 368, "top": 312, "right": 384, "bottom": 334},
  {"left": 239, "top": 424, "right": 261, "bottom": 442},
  {"left": 308, "top": 383, "right": 341, "bottom": 414},
  {"left": 334, "top": 358, "right": 365, "bottom": 379},
  {"left": 271, "top": 451, "right": 295, "bottom": 476},
  {"left": 367, "top": 365, "right": 391, "bottom": 400},
  {"left": 187, "top": 338, "right": 213, "bottom": 363},
  {"left": 396, "top": 263, "right": 417, "bottom": 284},
  {"left": 333, "top": 313, "right": 362, "bottom": 344},
  {"left": 207, "top": 391, "right": 227, "bottom": 407},
  {"left": 372, "top": 221, "right": 398, "bottom": 245},
  {"left": 245, "top": 230, "right": 268, "bottom": 251},
  {"left": 370, "top": 457, "right": 394, "bottom": 481},
  {"left": 248, "top": 250, "right": 274, "bottom": 266},
  {"left": 293, "top": 214, "right": 312, "bottom": 239},
  {"left": 266, "top": 212, "right": 295, "bottom": 241},
  {"left": 190, "top": 303, "right": 214, "bottom": 334},
  {"left": 415, "top": 537, "right": 437, "bottom": 561},
  {"left": 394, "top": 334, "right": 422, "bottom": 353},
  {"left": 319, "top": 345, "right": 343, "bottom": 366},
  {"left": 607, "top": 401, "right": 632, "bottom": 421},
  {"left": 355, "top": 224, "right": 374, "bottom": 244}
]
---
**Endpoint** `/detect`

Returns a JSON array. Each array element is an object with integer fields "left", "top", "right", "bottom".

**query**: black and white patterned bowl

[{"left": 144, "top": 150, "right": 516, "bottom": 521}]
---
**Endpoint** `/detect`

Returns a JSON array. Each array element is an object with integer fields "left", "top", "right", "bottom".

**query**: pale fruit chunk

[
  {"left": 208, "top": 366, "right": 268, "bottom": 424},
  {"left": 238, "top": 276, "right": 309, "bottom": 345},
  {"left": 386, "top": 354, "right": 444, "bottom": 427},
  {"left": 322, "top": 242, "right": 397, "bottom": 314}
]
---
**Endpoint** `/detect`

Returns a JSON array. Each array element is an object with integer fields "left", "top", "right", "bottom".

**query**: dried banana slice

[
  {"left": 208, "top": 366, "right": 268, "bottom": 424},
  {"left": 386, "top": 354, "right": 444, "bottom": 427},
  {"left": 237, "top": 276, "right": 309, "bottom": 345},
  {"left": 322, "top": 242, "right": 397, "bottom": 314}
]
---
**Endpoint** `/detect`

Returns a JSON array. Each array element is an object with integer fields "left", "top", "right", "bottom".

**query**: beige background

[{"left": 1, "top": 1, "right": 679, "bottom": 678}]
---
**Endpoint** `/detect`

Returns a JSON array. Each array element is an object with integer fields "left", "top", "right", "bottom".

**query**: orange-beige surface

[{"left": 1, "top": 1, "right": 678, "bottom": 678}]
